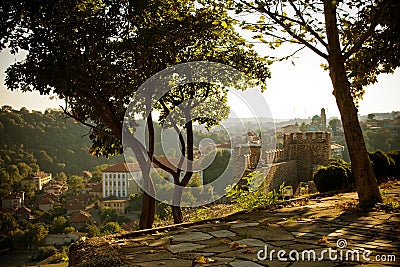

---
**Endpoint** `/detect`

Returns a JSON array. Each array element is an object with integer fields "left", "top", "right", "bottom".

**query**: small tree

[
  {"left": 368, "top": 150, "right": 395, "bottom": 183},
  {"left": 100, "top": 222, "right": 123, "bottom": 235}
]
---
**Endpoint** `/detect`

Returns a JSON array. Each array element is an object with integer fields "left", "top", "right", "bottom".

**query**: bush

[
  {"left": 387, "top": 150, "right": 400, "bottom": 178},
  {"left": 100, "top": 222, "right": 123, "bottom": 235},
  {"left": 225, "top": 172, "right": 287, "bottom": 210},
  {"left": 368, "top": 150, "right": 395, "bottom": 182},
  {"left": 34, "top": 246, "right": 57, "bottom": 261},
  {"left": 313, "top": 159, "right": 355, "bottom": 193}
]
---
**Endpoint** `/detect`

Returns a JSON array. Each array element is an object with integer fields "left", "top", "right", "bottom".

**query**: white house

[
  {"left": 102, "top": 163, "right": 142, "bottom": 198},
  {"left": 102, "top": 157, "right": 204, "bottom": 199}
]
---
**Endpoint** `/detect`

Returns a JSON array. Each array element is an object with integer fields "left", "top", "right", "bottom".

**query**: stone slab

[{"left": 167, "top": 242, "right": 206, "bottom": 254}]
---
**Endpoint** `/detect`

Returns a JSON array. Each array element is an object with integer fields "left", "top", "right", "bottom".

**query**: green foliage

[
  {"left": 155, "top": 202, "right": 172, "bottom": 221},
  {"left": 66, "top": 175, "right": 84, "bottom": 196},
  {"left": 387, "top": 150, "right": 400, "bottom": 177},
  {"left": 0, "top": 0, "right": 270, "bottom": 158},
  {"left": 50, "top": 246, "right": 69, "bottom": 264},
  {"left": 34, "top": 246, "right": 57, "bottom": 261},
  {"left": 364, "top": 128, "right": 397, "bottom": 152},
  {"left": 25, "top": 223, "right": 48, "bottom": 248},
  {"left": 188, "top": 208, "right": 211, "bottom": 222},
  {"left": 63, "top": 226, "right": 75, "bottom": 234},
  {"left": 85, "top": 223, "right": 100, "bottom": 238},
  {"left": 0, "top": 108, "right": 122, "bottom": 178},
  {"left": 313, "top": 159, "right": 355, "bottom": 193},
  {"left": 100, "top": 222, "right": 123, "bottom": 235},
  {"left": 368, "top": 150, "right": 396, "bottom": 182},
  {"left": 99, "top": 207, "right": 119, "bottom": 223},
  {"left": 50, "top": 216, "right": 68, "bottom": 234},
  {"left": 225, "top": 172, "right": 284, "bottom": 211},
  {"left": 202, "top": 150, "right": 230, "bottom": 185}
]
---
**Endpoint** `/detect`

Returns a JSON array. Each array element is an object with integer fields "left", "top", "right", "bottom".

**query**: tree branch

[
  {"left": 239, "top": 0, "right": 328, "bottom": 59},
  {"left": 343, "top": 0, "right": 389, "bottom": 60}
]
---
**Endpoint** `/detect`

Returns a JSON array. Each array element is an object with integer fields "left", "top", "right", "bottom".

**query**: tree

[
  {"left": 1, "top": 0, "right": 270, "bottom": 228},
  {"left": 300, "top": 121, "right": 307, "bottom": 132},
  {"left": 56, "top": 172, "right": 68, "bottom": 183},
  {"left": 328, "top": 118, "right": 341, "bottom": 136},
  {"left": 230, "top": 0, "right": 400, "bottom": 206},
  {"left": 51, "top": 216, "right": 68, "bottom": 234},
  {"left": 100, "top": 222, "right": 123, "bottom": 235},
  {"left": 67, "top": 175, "right": 84, "bottom": 196},
  {"left": 99, "top": 207, "right": 119, "bottom": 223},
  {"left": 25, "top": 223, "right": 48, "bottom": 249}
]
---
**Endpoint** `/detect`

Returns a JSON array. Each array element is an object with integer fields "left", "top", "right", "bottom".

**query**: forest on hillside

[{"left": 0, "top": 106, "right": 122, "bottom": 176}]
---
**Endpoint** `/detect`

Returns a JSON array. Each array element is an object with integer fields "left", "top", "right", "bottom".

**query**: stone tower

[
  {"left": 321, "top": 108, "right": 327, "bottom": 131},
  {"left": 283, "top": 131, "right": 331, "bottom": 182}
]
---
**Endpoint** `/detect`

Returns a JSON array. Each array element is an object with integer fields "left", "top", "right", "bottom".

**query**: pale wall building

[
  {"left": 21, "top": 172, "right": 52, "bottom": 191},
  {"left": 102, "top": 163, "right": 143, "bottom": 198}
]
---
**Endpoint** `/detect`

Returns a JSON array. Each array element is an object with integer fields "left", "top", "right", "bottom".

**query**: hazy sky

[{"left": 1, "top": 43, "right": 399, "bottom": 120}]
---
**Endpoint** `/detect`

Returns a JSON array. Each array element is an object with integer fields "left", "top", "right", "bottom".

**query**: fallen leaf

[
  {"left": 195, "top": 256, "right": 216, "bottom": 264},
  {"left": 318, "top": 235, "right": 329, "bottom": 244}
]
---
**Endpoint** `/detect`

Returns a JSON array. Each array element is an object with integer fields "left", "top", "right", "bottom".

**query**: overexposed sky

[{"left": 1, "top": 42, "right": 399, "bottom": 120}]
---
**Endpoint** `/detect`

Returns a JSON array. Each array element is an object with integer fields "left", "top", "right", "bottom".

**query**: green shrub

[
  {"left": 387, "top": 150, "right": 400, "bottom": 178},
  {"left": 225, "top": 172, "right": 286, "bottom": 211},
  {"left": 34, "top": 246, "right": 57, "bottom": 261},
  {"left": 368, "top": 150, "right": 395, "bottom": 182},
  {"left": 313, "top": 159, "right": 355, "bottom": 193},
  {"left": 100, "top": 222, "right": 123, "bottom": 235}
]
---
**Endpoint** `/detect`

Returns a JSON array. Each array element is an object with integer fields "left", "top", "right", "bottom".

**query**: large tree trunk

[
  {"left": 139, "top": 192, "right": 156, "bottom": 229},
  {"left": 171, "top": 184, "right": 184, "bottom": 224},
  {"left": 324, "top": 0, "right": 382, "bottom": 206}
]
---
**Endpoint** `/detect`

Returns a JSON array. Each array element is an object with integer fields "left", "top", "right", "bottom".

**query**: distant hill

[{"left": 0, "top": 106, "right": 122, "bottom": 175}]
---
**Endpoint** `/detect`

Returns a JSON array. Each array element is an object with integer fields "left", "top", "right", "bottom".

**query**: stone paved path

[{"left": 70, "top": 183, "right": 400, "bottom": 267}]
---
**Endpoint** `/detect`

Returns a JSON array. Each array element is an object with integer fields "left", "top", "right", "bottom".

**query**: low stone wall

[{"left": 263, "top": 160, "right": 298, "bottom": 193}]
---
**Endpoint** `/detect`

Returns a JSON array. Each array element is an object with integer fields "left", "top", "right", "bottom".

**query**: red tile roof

[{"left": 69, "top": 210, "right": 92, "bottom": 223}]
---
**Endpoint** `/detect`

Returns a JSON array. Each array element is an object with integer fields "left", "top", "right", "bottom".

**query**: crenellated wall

[{"left": 233, "top": 131, "right": 331, "bottom": 195}]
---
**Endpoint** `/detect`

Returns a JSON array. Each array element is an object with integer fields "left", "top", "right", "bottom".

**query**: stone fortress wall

[{"left": 234, "top": 131, "right": 331, "bottom": 195}]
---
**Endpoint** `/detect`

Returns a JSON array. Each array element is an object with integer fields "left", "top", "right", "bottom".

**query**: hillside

[{"left": 0, "top": 105, "right": 122, "bottom": 175}]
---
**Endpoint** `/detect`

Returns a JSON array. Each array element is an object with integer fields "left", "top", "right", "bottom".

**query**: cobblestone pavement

[{"left": 70, "top": 183, "right": 400, "bottom": 267}]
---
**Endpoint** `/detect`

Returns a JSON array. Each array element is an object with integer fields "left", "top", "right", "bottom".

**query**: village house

[
  {"left": 43, "top": 181, "right": 68, "bottom": 197},
  {"left": 1, "top": 191, "right": 25, "bottom": 210},
  {"left": 38, "top": 193, "right": 59, "bottom": 212},
  {"left": 66, "top": 198, "right": 86, "bottom": 215},
  {"left": 21, "top": 171, "right": 52, "bottom": 191},
  {"left": 98, "top": 199, "right": 130, "bottom": 215},
  {"left": 82, "top": 182, "right": 102, "bottom": 198},
  {"left": 69, "top": 210, "right": 93, "bottom": 230}
]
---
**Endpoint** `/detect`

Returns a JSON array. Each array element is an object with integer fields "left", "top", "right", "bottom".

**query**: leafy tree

[
  {"left": 300, "top": 121, "right": 307, "bottom": 132},
  {"left": 85, "top": 223, "right": 100, "bottom": 238},
  {"left": 328, "top": 118, "right": 342, "bottom": 136},
  {"left": 314, "top": 159, "right": 355, "bottom": 192},
  {"left": 34, "top": 246, "right": 57, "bottom": 261},
  {"left": 229, "top": 0, "right": 400, "bottom": 206},
  {"left": 368, "top": 150, "right": 395, "bottom": 182},
  {"left": 99, "top": 207, "right": 119, "bottom": 223},
  {"left": 63, "top": 226, "right": 76, "bottom": 234},
  {"left": 364, "top": 128, "right": 392, "bottom": 151},
  {"left": 50, "top": 216, "right": 68, "bottom": 234},
  {"left": 67, "top": 175, "right": 84, "bottom": 196},
  {"left": 0, "top": 0, "right": 269, "bottom": 228},
  {"left": 202, "top": 150, "right": 231, "bottom": 184},
  {"left": 100, "top": 222, "right": 123, "bottom": 235},
  {"left": 25, "top": 223, "right": 48, "bottom": 249},
  {"left": 56, "top": 172, "right": 68, "bottom": 183}
]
